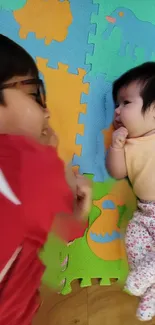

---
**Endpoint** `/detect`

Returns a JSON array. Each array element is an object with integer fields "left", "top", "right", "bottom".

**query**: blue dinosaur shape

[
  {"left": 102, "top": 200, "right": 115, "bottom": 210},
  {"left": 90, "top": 230, "right": 121, "bottom": 243},
  {"left": 103, "top": 7, "right": 155, "bottom": 61}
]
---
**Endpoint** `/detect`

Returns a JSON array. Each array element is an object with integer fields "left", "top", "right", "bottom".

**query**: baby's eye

[
  {"left": 115, "top": 103, "right": 119, "bottom": 108},
  {"left": 124, "top": 100, "right": 130, "bottom": 105}
]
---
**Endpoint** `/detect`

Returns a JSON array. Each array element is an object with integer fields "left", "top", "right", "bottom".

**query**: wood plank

[{"left": 33, "top": 281, "right": 155, "bottom": 325}]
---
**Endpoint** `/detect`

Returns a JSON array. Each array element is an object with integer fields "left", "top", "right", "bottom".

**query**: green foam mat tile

[
  {"left": 40, "top": 175, "right": 135, "bottom": 295},
  {"left": 87, "top": 0, "right": 155, "bottom": 81}
]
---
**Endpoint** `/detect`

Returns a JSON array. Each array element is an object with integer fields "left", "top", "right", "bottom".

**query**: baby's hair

[
  {"left": 113, "top": 62, "right": 155, "bottom": 114},
  {"left": 0, "top": 34, "right": 39, "bottom": 104}
]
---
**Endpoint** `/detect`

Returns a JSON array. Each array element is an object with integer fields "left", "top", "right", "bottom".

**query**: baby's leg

[
  {"left": 125, "top": 251, "right": 155, "bottom": 296},
  {"left": 137, "top": 284, "right": 155, "bottom": 321},
  {"left": 125, "top": 210, "right": 154, "bottom": 296},
  {"left": 125, "top": 215, "right": 153, "bottom": 270}
]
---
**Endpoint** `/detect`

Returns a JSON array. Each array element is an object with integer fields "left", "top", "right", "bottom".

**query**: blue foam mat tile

[
  {"left": 80, "top": 92, "right": 89, "bottom": 105},
  {"left": 78, "top": 113, "right": 87, "bottom": 125},
  {"left": 45, "top": 0, "right": 99, "bottom": 74},
  {"left": 72, "top": 153, "right": 94, "bottom": 175},
  {"left": 73, "top": 73, "right": 114, "bottom": 182},
  {"left": 93, "top": 129, "right": 109, "bottom": 181},
  {"left": 89, "top": 22, "right": 97, "bottom": 35},
  {"left": 76, "top": 134, "right": 83, "bottom": 146},
  {"left": 0, "top": 1, "right": 99, "bottom": 74}
]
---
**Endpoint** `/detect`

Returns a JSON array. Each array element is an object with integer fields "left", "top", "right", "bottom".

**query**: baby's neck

[
  {"left": 142, "top": 129, "right": 155, "bottom": 137},
  {"left": 128, "top": 129, "right": 155, "bottom": 140}
]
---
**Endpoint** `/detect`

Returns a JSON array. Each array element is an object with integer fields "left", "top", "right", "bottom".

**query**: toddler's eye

[{"left": 124, "top": 100, "right": 130, "bottom": 105}]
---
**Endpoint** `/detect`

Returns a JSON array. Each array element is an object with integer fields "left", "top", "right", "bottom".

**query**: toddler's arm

[
  {"left": 0, "top": 134, "right": 91, "bottom": 246},
  {"left": 18, "top": 135, "right": 90, "bottom": 243}
]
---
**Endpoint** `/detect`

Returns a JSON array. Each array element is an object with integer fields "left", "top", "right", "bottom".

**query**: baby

[{"left": 106, "top": 62, "right": 155, "bottom": 321}]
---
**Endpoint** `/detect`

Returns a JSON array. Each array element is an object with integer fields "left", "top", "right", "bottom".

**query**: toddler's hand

[
  {"left": 74, "top": 174, "right": 92, "bottom": 221},
  {"left": 65, "top": 165, "right": 92, "bottom": 220},
  {"left": 112, "top": 127, "right": 128, "bottom": 149}
]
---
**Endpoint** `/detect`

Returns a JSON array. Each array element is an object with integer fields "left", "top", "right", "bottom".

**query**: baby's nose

[{"left": 115, "top": 106, "right": 121, "bottom": 115}]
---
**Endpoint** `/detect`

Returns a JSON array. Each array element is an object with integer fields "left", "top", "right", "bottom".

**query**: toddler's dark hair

[
  {"left": 113, "top": 62, "right": 155, "bottom": 114},
  {"left": 0, "top": 34, "right": 38, "bottom": 104}
]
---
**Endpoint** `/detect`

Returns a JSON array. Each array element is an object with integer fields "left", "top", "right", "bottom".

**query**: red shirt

[{"left": 0, "top": 135, "right": 86, "bottom": 325}]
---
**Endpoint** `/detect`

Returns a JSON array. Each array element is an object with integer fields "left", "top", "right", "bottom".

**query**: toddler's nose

[{"left": 44, "top": 107, "right": 50, "bottom": 120}]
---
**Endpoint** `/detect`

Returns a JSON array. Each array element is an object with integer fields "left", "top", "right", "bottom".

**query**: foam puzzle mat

[
  {"left": 1, "top": 0, "right": 154, "bottom": 293},
  {"left": 41, "top": 175, "right": 136, "bottom": 294}
]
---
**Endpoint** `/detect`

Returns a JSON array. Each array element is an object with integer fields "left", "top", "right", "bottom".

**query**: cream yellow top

[{"left": 125, "top": 134, "right": 155, "bottom": 201}]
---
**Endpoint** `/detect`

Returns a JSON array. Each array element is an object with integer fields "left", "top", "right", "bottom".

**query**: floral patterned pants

[{"left": 125, "top": 200, "right": 155, "bottom": 321}]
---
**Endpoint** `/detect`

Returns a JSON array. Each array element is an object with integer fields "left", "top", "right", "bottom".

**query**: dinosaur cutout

[
  {"left": 103, "top": 7, "right": 155, "bottom": 61},
  {"left": 87, "top": 194, "right": 126, "bottom": 260},
  {"left": 14, "top": 0, "right": 72, "bottom": 45}
]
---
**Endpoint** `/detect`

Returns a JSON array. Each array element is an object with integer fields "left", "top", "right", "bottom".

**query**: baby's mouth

[{"left": 114, "top": 118, "right": 124, "bottom": 129}]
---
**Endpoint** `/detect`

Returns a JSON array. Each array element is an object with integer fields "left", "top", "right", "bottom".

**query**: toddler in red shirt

[{"left": 0, "top": 89, "right": 91, "bottom": 325}]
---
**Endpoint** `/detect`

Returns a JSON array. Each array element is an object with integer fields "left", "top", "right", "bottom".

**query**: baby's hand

[
  {"left": 112, "top": 127, "right": 128, "bottom": 149},
  {"left": 74, "top": 174, "right": 92, "bottom": 221}
]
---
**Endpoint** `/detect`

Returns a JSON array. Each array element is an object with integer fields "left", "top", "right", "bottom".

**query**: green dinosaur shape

[{"left": 40, "top": 175, "right": 131, "bottom": 294}]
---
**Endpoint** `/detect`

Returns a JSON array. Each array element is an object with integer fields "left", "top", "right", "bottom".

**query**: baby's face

[{"left": 114, "top": 82, "right": 155, "bottom": 138}]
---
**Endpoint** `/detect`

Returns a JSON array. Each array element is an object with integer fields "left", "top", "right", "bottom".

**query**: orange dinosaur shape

[
  {"left": 87, "top": 194, "right": 126, "bottom": 260},
  {"left": 87, "top": 179, "right": 136, "bottom": 261},
  {"left": 14, "top": 0, "right": 72, "bottom": 45},
  {"left": 37, "top": 58, "right": 89, "bottom": 162}
]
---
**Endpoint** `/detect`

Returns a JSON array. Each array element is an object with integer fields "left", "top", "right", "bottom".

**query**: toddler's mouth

[
  {"left": 41, "top": 129, "right": 48, "bottom": 136},
  {"left": 41, "top": 125, "right": 50, "bottom": 136}
]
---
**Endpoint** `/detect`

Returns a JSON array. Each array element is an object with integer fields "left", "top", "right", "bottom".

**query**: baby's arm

[{"left": 106, "top": 127, "right": 128, "bottom": 179}]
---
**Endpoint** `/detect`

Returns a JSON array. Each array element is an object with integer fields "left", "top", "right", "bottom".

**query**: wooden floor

[{"left": 33, "top": 280, "right": 155, "bottom": 325}]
